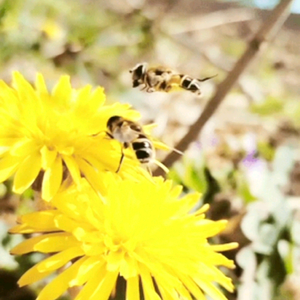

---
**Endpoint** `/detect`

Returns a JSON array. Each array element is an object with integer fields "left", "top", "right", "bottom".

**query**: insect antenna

[
  {"left": 90, "top": 131, "right": 113, "bottom": 139},
  {"left": 197, "top": 74, "right": 217, "bottom": 82}
]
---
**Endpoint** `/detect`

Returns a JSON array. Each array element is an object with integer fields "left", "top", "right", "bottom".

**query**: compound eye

[
  {"left": 135, "top": 65, "right": 144, "bottom": 77},
  {"left": 130, "top": 123, "right": 142, "bottom": 132},
  {"left": 133, "top": 80, "right": 140, "bottom": 87},
  {"left": 107, "top": 116, "right": 122, "bottom": 128},
  {"left": 155, "top": 70, "right": 164, "bottom": 75}
]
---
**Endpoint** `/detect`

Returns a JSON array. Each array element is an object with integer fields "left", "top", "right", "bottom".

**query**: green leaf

[
  {"left": 236, "top": 172, "right": 256, "bottom": 203},
  {"left": 257, "top": 141, "right": 275, "bottom": 161},
  {"left": 250, "top": 96, "right": 284, "bottom": 116}
]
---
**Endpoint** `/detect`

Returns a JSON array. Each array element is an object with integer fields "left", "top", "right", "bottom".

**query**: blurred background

[{"left": 0, "top": 0, "right": 300, "bottom": 299}]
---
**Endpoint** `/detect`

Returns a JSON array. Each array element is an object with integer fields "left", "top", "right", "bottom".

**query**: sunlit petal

[
  {"left": 13, "top": 152, "right": 41, "bottom": 193},
  {"left": 42, "top": 155, "right": 63, "bottom": 201},
  {"left": 37, "top": 257, "right": 88, "bottom": 300}
]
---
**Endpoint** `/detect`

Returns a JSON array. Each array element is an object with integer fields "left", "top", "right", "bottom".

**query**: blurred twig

[
  {"left": 154, "top": 0, "right": 294, "bottom": 177},
  {"left": 162, "top": 8, "right": 255, "bottom": 34}
]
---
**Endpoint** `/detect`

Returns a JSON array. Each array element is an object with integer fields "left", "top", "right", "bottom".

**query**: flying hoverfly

[{"left": 130, "top": 62, "right": 215, "bottom": 95}]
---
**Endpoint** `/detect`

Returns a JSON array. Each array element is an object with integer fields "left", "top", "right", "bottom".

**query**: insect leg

[
  {"left": 146, "top": 165, "right": 152, "bottom": 175},
  {"left": 91, "top": 131, "right": 110, "bottom": 138},
  {"left": 140, "top": 84, "right": 148, "bottom": 91},
  {"left": 146, "top": 87, "right": 155, "bottom": 93},
  {"left": 116, "top": 144, "right": 125, "bottom": 173},
  {"left": 99, "top": 131, "right": 115, "bottom": 140},
  {"left": 105, "top": 131, "right": 114, "bottom": 139}
]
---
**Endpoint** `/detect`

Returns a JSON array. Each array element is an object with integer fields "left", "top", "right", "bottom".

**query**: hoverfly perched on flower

[
  {"left": 106, "top": 116, "right": 178, "bottom": 174},
  {"left": 129, "top": 62, "right": 215, "bottom": 96}
]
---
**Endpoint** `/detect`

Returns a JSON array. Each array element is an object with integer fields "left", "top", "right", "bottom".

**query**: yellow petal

[
  {"left": 12, "top": 72, "right": 37, "bottom": 106},
  {"left": 10, "top": 232, "right": 77, "bottom": 254},
  {"left": 0, "top": 138, "right": 22, "bottom": 147},
  {"left": 195, "top": 267, "right": 234, "bottom": 292},
  {"left": 176, "top": 285, "right": 193, "bottom": 300},
  {"left": 176, "top": 274, "right": 206, "bottom": 300},
  {"left": 90, "top": 87, "right": 106, "bottom": 111},
  {"left": 196, "top": 279, "right": 228, "bottom": 300},
  {"left": 0, "top": 155, "right": 20, "bottom": 182},
  {"left": 10, "top": 139, "right": 39, "bottom": 157},
  {"left": 153, "top": 140, "right": 170, "bottom": 151},
  {"left": 119, "top": 253, "right": 139, "bottom": 279},
  {"left": 70, "top": 257, "right": 103, "bottom": 286},
  {"left": 0, "top": 117, "right": 22, "bottom": 133},
  {"left": 169, "top": 185, "right": 183, "bottom": 198},
  {"left": 195, "top": 203, "right": 210, "bottom": 215},
  {"left": 37, "top": 246, "right": 84, "bottom": 272},
  {"left": 35, "top": 74, "right": 52, "bottom": 113},
  {"left": 54, "top": 214, "right": 82, "bottom": 232},
  {"left": 40, "top": 145, "right": 57, "bottom": 170},
  {"left": 13, "top": 152, "right": 41, "bottom": 194},
  {"left": 52, "top": 75, "right": 72, "bottom": 108},
  {"left": 80, "top": 240, "right": 105, "bottom": 254},
  {"left": 63, "top": 155, "right": 81, "bottom": 186},
  {"left": 107, "top": 250, "right": 124, "bottom": 272},
  {"left": 59, "top": 146, "right": 74, "bottom": 156},
  {"left": 0, "top": 80, "right": 16, "bottom": 101},
  {"left": 155, "top": 285, "right": 177, "bottom": 300},
  {"left": 73, "top": 227, "right": 102, "bottom": 244},
  {"left": 35, "top": 73, "right": 49, "bottom": 96},
  {"left": 77, "top": 158, "right": 107, "bottom": 195},
  {"left": 72, "top": 86, "right": 106, "bottom": 133},
  {"left": 37, "top": 257, "right": 88, "bottom": 300},
  {"left": 208, "top": 252, "right": 235, "bottom": 269},
  {"left": 42, "top": 155, "right": 63, "bottom": 201},
  {"left": 126, "top": 276, "right": 140, "bottom": 300},
  {"left": 9, "top": 210, "right": 59, "bottom": 233},
  {"left": 12, "top": 72, "right": 40, "bottom": 125},
  {"left": 211, "top": 242, "right": 239, "bottom": 253},
  {"left": 0, "top": 146, "right": 9, "bottom": 156},
  {"left": 18, "top": 266, "right": 52, "bottom": 287},
  {"left": 139, "top": 264, "right": 162, "bottom": 300},
  {"left": 75, "top": 264, "right": 106, "bottom": 300},
  {"left": 90, "top": 270, "right": 119, "bottom": 300},
  {"left": 171, "top": 194, "right": 201, "bottom": 217},
  {"left": 73, "top": 85, "right": 93, "bottom": 115},
  {"left": 34, "top": 233, "right": 80, "bottom": 253}
]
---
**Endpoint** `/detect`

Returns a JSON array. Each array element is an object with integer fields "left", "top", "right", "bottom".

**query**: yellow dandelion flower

[
  {"left": 0, "top": 72, "right": 154, "bottom": 201},
  {"left": 10, "top": 175, "right": 238, "bottom": 300}
]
